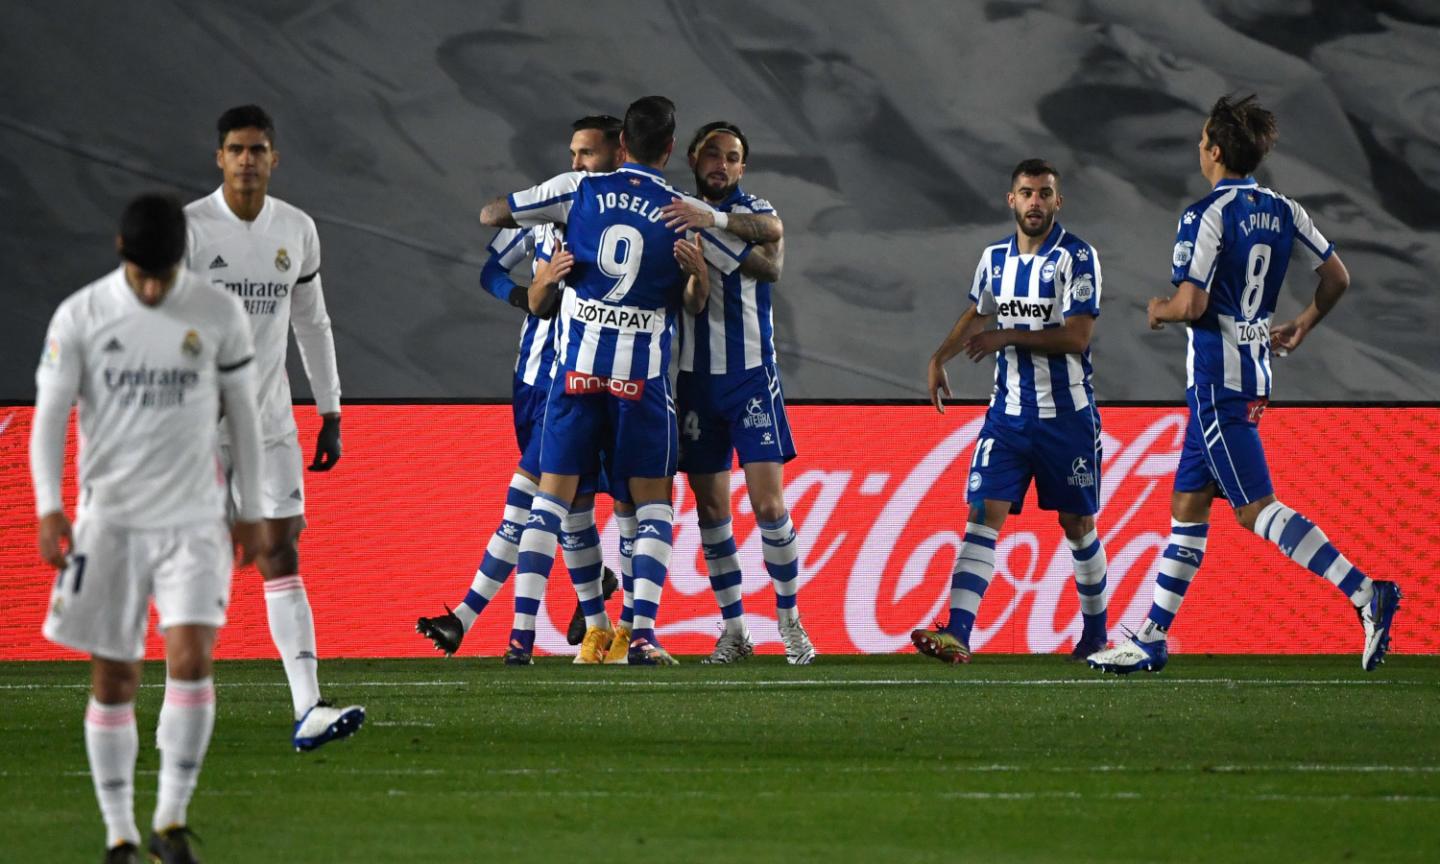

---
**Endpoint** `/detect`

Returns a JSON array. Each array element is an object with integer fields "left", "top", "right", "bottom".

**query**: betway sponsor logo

[
  {"left": 568, "top": 296, "right": 664, "bottom": 334},
  {"left": 565, "top": 370, "right": 645, "bottom": 401},
  {"left": 996, "top": 298, "right": 1054, "bottom": 320}
]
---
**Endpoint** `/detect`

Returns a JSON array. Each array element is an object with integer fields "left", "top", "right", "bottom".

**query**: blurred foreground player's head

[
  {"left": 622, "top": 95, "right": 676, "bottom": 167},
  {"left": 1008, "top": 158, "right": 1063, "bottom": 239},
  {"left": 687, "top": 121, "right": 749, "bottom": 202},
  {"left": 215, "top": 104, "right": 278, "bottom": 198},
  {"left": 569, "top": 114, "right": 623, "bottom": 172},
  {"left": 1200, "top": 93, "right": 1278, "bottom": 182},
  {"left": 115, "top": 193, "right": 186, "bottom": 306}
]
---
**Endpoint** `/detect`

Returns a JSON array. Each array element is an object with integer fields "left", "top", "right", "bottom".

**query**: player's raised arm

[
  {"left": 676, "top": 233, "right": 711, "bottom": 314},
  {"left": 661, "top": 197, "right": 783, "bottom": 244},
  {"left": 528, "top": 235, "right": 571, "bottom": 318},
  {"left": 489, "top": 171, "right": 586, "bottom": 230},
  {"left": 30, "top": 304, "right": 82, "bottom": 568},
  {"left": 480, "top": 227, "right": 538, "bottom": 311},
  {"left": 479, "top": 195, "right": 519, "bottom": 229}
]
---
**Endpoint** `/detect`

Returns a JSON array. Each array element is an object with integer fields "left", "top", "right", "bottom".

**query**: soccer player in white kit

[
  {"left": 31, "top": 195, "right": 266, "bottom": 864},
  {"left": 184, "top": 105, "right": 363, "bottom": 749}
]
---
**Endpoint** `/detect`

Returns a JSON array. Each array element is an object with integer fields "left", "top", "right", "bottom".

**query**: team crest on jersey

[
  {"left": 1040, "top": 261, "right": 1057, "bottom": 282},
  {"left": 1070, "top": 273, "right": 1095, "bottom": 303},
  {"left": 629, "top": 177, "right": 642, "bottom": 187},
  {"left": 1173, "top": 241, "right": 1194, "bottom": 268},
  {"left": 968, "top": 471, "right": 982, "bottom": 492},
  {"left": 181, "top": 330, "right": 202, "bottom": 357},
  {"left": 274, "top": 248, "right": 291, "bottom": 272}
]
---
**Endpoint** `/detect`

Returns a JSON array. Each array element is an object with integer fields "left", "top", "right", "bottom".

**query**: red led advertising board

[{"left": 1, "top": 404, "right": 1435, "bottom": 659}]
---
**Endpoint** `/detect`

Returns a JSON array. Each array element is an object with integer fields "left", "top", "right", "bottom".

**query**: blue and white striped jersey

[
  {"left": 969, "top": 222, "right": 1102, "bottom": 418},
  {"left": 1171, "top": 178, "right": 1331, "bottom": 398},
  {"left": 679, "top": 186, "right": 777, "bottom": 375},
  {"left": 480, "top": 223, "right": 562, "bottom": 387},
  {"left": 509, "top": 164, "right": 750, "bottom": 381}
]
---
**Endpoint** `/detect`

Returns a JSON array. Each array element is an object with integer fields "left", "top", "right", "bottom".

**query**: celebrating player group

[{"left": 28, "top": 92, "right": 1401, "bottom": 862}]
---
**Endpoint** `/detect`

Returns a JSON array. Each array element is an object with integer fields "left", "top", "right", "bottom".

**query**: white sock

[
  {"left": 153, "top": 677, "right": 215, "bottom": 832},
  {"left": 86, "top": 698, "right": 139, "bottom": 847}
]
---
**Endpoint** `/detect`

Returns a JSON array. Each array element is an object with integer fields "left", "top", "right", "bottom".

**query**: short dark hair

[
  {"left": 1011, "top": 158, "right": 1060, "bottom": 186},
  {"left": 687, "top": 121, "right": 749, "bottom": 163},
  {"left": 622, "top": 96, "right": 676, "bottom": 164},
  {"left": 572, "top": 114, "right": 622, "bottom": 145},
  {"left": 1205, "top": 94, "right": 1277, "bottom": 175},
  {"left": 217, "top": 104, "right": 276, "bottom": 148},
  {"left": 118, "top": 194, "right": 187, "bottom": 272}
]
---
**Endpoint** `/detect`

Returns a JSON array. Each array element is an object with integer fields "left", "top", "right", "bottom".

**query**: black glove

[
  {"left": 309, "top": 415, "right": 342, "bottom": 472},
  {"left": 507, "top": 284, "right": 530, "bottom": 311}
]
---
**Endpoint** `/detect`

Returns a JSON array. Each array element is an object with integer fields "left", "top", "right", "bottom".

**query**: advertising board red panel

[{"left": 1, "top": 404, "right": 1435, "bottom": 659}]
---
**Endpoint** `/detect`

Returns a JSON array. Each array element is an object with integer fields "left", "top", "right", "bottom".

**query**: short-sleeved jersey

[
  {"left": 1171, "top": 177, "right": 1332, "bottom": 397},
  {"left": 509, "top": 163, "right": 750, "bottom": 381},
  {"left": 482, "top": 223, "right": 563, "bottom": 387},
  {"left": 679, "top": 186, "right": 778, "bottom": 376},
  {"left": 969, "top": 222, "right": 1102, "bottom": 418},
  {"left": 185, "top": 188, "right": 340, "bottom": 440},
  {"left": 35, "top": 268, "right": 255, "bottom": 527}
]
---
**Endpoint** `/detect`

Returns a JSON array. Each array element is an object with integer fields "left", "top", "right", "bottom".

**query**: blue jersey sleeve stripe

[
  {"left": 699, "top": 229, "right": 746, "bottom": 262},
  {"left": 488, "top": 229, "right": 528, "bottom": 259}
]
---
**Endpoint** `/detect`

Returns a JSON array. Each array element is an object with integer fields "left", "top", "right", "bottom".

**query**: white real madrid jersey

[
  {"left": 185, "top": 188, "right": 340, "bottom": 441},
  {"left": 34, "top": 268, "right": 255, "bottom": 527}
]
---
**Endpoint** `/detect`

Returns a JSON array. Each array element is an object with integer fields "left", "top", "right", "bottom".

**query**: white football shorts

[
  {"left": 222, "top": 434, "right": 305, "bottom": 520},
  {"left": 42, "top": 517, "right": 232, "bottom": 662}
]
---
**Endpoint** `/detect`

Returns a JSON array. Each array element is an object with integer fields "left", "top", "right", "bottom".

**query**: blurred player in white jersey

[
  {"left": 415, "top": 115, "right": 629, "bottom": 662},
  {"left": 31, "top": 195, "right": 265, "bottom": 864},
  {"left": 917, "top": 159, "right": 1111, "bottom": 664},
  {"left": 1088, "top": 95, "right": 1401, "bottom": 674},
  {"left": 657, "top": 121, "right": 817, "bottom": 665},
  {"left": 184, "top": 105, "right": 363, "bottom": 748}
]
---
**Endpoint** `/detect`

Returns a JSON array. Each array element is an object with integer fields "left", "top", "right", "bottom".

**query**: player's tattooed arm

[
  {"left": 479, "top": 195, "right": 520, "bottom": 229},
  {"left": 676, "top": 235, "right": 711, "bottom": 314},
  {"left": 740, "top": 240, "right": 783, "bottom": 283},
  {"left": 661, "top": 199, "right": 783, "bottom": 244},
  {"left": 927, "top": 304, "right": 993, "bottom": 413},
  {"left": 528, "top": 247, "right": 572, "bottom": 318},
  {"left": 1146, "top": 281, "right": 1209, "bottom": 330},
  {"left": 965, "top": 314, "right": 1095, "bottom": 360},
  {"left": 1271, "top": 252, "right": 1349, "bottom": 356}
]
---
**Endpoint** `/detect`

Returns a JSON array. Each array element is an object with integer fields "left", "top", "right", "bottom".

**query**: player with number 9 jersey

[{"left": 508, "top": 156, "right": 749, "bottom": 480}]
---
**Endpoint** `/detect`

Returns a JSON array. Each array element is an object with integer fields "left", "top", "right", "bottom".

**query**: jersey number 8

[
  {"left": 598, "top": 224, "right": 646, "bottom": 302},
  {"left": 1241, "top": 243, "right": 1271, "bottom": 320}
]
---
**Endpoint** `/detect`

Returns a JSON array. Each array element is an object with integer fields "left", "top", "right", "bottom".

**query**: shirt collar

[{"left": 1009, "top": 221, "right": 1065, "bottom": 257}]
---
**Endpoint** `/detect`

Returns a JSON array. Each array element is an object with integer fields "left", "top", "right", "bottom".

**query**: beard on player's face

[
  {"left": 1013, "top": 204, "right": 1054, "bottom": 238},
  {"left": 695, "top": 167, "right": 737, "bottom": 201}
]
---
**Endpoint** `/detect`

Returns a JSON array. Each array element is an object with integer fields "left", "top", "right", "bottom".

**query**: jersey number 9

[{"left": 599, "top": 224, "right": 645, "bottom": 302}]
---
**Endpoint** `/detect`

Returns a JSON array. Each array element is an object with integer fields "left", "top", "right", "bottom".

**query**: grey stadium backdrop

[{"left": 3, "top": 0, "right": 1437, "bottom": 402}]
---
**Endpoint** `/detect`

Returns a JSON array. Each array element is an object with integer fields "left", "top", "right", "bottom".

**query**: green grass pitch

[{"left": 4, "top": 656, "right": 1438, "bottom": 862}]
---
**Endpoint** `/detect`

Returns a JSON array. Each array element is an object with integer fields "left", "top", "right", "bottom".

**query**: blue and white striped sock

[
  {"left": 701, "top": 519, "right": 746, "bottom": 634},
  {"left": 510, "top": 492, "right": 567, "bottom": 651},
  {"left": 1142, "top": 520, "right": 1209, "bottom": 641},
  {"left": 759, "top": 512, "right": 800, "bottom": 624},
  {"left": 630, "top": 501, "right": 674, "bottom": 646},
  {"left": 561, "top": 507, "right": 611, "bottom": 631},
  {"left": 1067, "top": 528, "right": 1108, "bottom": 638},
  {"left": 616, "top": 512, "right": 637, "bottom": 630},
  {"left": 1255, "top": 501, "right": 1375, "bottom": 607},
  {"left": 946, "top": 523, "right": 999, "bottom": 644},
  {"left": 456, "top": 472, "right": 535, "bottom": 632}
]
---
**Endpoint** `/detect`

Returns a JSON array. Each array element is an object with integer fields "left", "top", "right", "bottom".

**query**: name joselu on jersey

[
  {"left": 594, "top": 191, "right": 665, "bottom": 223},
  {"left": 214, "top": 277, "right": 290, "bottom": 315}
]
